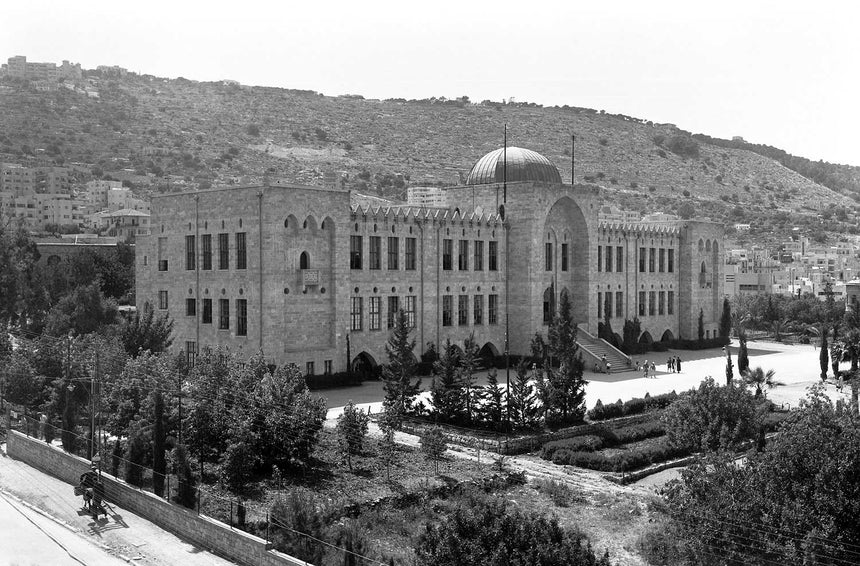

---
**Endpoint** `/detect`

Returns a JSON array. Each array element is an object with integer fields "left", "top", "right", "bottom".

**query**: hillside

[{"left": 1, "top": 70, "right": 857, "bottom": 245}]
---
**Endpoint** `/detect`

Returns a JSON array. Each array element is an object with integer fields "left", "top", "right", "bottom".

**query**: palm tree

[{"left": 742, "top": 366, "right": 782, "bottom": 398}]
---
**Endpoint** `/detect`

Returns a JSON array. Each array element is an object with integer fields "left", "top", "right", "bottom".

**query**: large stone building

[{"left": 136, "top": 147, "right": 724, "bottom": 374}]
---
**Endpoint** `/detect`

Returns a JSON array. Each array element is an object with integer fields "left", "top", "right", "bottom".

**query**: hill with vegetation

[{"left": 2, "top": 68, "right": 859, "bottom": 246}]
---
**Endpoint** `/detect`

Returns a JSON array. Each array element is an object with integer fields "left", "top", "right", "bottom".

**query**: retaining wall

[{"left": 7, "top": 430, "right": 308, "bottom": 566}]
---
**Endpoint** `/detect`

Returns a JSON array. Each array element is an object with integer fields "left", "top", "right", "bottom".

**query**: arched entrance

[
  {"left": 351, "top": 352, "right": 377, "bottom": 379},
  {"left": 478, "top": 342, "right": 501, "bottom": 368},
  {"left": 661, "top": 329, "right": 675, "bottom": 343},
  {"left": 639, "top": 331, "right": 653, "bottom": 346},
  {"left": 543, "top": 196, "right": 590, "bottom": 326}
]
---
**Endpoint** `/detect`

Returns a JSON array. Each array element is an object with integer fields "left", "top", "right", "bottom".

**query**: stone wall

[{"left": 6, "top": 431, "right": 307, "bottom": 566}]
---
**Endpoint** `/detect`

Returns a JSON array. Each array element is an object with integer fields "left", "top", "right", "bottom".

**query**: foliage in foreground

[
  {"left": 415, "top": 489, "right": 610, "bottom": 566},
  {"left": 651, "top": 386, "right": 860, "bottom": 566}
]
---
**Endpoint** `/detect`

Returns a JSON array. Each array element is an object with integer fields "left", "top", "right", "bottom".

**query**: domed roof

[{"left": 465, "top": 147, "right": 562, "bottom": 185}]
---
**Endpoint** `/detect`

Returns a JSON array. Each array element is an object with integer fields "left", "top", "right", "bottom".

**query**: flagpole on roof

[{"left": 503, "top": 124, "right": 507, "bottom": 204}]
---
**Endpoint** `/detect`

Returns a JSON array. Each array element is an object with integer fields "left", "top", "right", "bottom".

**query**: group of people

[
  {"left": 634, "top": 355, "right": 682, "bottom": 378},
  {"left": 666, "top": 355, "right": 682, "bottom": 373}
]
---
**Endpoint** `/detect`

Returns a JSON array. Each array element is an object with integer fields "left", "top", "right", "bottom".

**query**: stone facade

[{"left": 136, "top": 158, "right": 724, "bottom": 374}]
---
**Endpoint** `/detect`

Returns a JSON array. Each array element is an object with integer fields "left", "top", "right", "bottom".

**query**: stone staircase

[{"left": 576, "top": 328, "right": 634, "bottom": 373}]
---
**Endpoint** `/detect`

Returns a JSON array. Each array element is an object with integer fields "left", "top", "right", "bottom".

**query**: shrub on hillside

[
  {"left": 541, "top": 435, "right": 604, "bottom": 459},
  {"left": 665, "top": 135, "right": 699, "bottom": 158},
  {"left": 550, "top": 440, "right": 691, "bottom": 472},
  {"left": 588, "top": 391, "right": 678, "bottom": 421}
]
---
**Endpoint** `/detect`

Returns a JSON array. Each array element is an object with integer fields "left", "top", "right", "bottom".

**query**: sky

[{"left": 3, "top": 0, "right": 860, "bottom": 165}]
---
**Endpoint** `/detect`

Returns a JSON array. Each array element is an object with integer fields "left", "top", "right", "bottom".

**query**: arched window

[
  {"left": 705, "top": 240, "right": 712, "bottom": 252},
  {"left": 542, "top": 287, "right": 555, "bottom": 325},
  {"left": 699, "top": 261, "right": 707, "bottom": 286},
  {"left": 698, "top": 239, "right": 705, "bottom": 253},
  {"left": 300, "top": 251, "right": 310, "bottom": 269}
]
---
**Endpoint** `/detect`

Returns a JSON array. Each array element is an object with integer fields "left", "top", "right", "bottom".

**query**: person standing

[
  {"left": 667, "top": 357, "right": 674, "bottom": 372},
  {"left": 644, "top": 360, "right": 650, "bottom": 379},
  {"left": 676, "top": 356, "right": 682, "bottom": 372}
]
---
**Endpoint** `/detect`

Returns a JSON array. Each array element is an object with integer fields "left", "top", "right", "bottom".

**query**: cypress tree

[
  {"left": 737, "top": 330, "right": 750, "bottom": 374},
  {"left": 382, "top": 309, "right": 420, "bottom": 427},
  {"left": 820, "top": 326, "right": 829, "bottom": 382},
  {"left": 719, "top": 297, "right": 732, "bottom": 338},
  {"left": 152, "top": 390, "right": 166, "bottom": 497}
]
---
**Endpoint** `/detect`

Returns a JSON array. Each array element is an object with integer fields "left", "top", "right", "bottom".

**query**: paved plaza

[{"left": 324, "top": 339, "right": 841, "bottom": 417}]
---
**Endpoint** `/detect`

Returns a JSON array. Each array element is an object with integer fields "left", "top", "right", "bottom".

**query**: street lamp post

[{"left": 346, "top": 327, "right": 352, "bottom": 379}]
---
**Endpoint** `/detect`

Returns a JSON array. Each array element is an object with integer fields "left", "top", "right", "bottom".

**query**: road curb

[{"left": 0, "top": 487, "right": 133, "bottom": 562}]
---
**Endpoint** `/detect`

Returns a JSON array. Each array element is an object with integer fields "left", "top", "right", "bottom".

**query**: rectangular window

[
  {"left": 369, "top": 296, "right": 381, "bottom": 330},
  {"left": 615, "top": 291, "right": 623, "bottom": 318},
  {"left": 597, "top": 291, "right": 603, "bottom": 318},
  {"left": 405, "top": 237, "right": 416, "bottom": 270},
  {"left": 659, "top": 248, "right": 666, "bottom": 273},
  {"left": 202, "top": 234, "right": 212, "bottom": 270},
  {"left": 387, "top": 296, "right": 399, "bottom": 328},
  {"left": 473, "top": 295, "right": 483, "bottom": 325},
  {"left": 649, "top": 291, "right": 656, "bottom": 316},
  {"left": 218, "top": 233, "right": 229, "bottom": 269},
  {"left": 639, "top": 247, "right": 646, "bottom": 272},
  {"left": 639, "top": 291, "right": 646, "bottom": 316},
  {"left": 158, "top": 290, "right": 168, "bottom": 310},
  {"left": 237, "top": 299, "right": 247, "bottom": 336},
  {"left": 489, "top": 241, "right": 499, "bottom": 271},
  {"left": 668, "top": 291, "right": 675, "bottom": 315},
  {"left": 324, "top": 360, "right": 332, "bottom": 375},
  {"left": 369, "top": 236, "right": 381, "bottom": 270},
  {"left": 185, "top": 298, "right": 196, "bottom": 316},
  {"left": 458, "top": 295, "right": 468, "bottom": 325},
  {"left": 649, "top": 248, "right": 656, "bottom": 273},
  {"left": 350, "top": 297, "right": 363, "bottom": 331},
  {"left": 561, "top": 243, "right": 569, "bottom": 271},
  {"left": 668, "top": 249, "right": 675, "bottom": 273},
  {"left": 219, "top": 298, "right": 230, "bottom": 330},
  {"left": 388, "top": 237, "right": 399, "bottom": 270},
  {"left": 405, "top": 296, "right": 416, "bottom": 328},
  {"left": 605, "top": 245, "right": 613, "bottom": 272},
  {"left": 488, "top": 294, "right": 498, "bottom": 325},
  {"left": 350, "top": 235, "right": 363, "bottom": 269},
  {"left": 185, "top": 235, "right": 196, "bottom": 270},
  {"left": 306, "top": 361, "right": 315, "bottom": 376},
  {"left": 545, "top": 242, "right": 553, "bottom": 271},
  {"left": 474, "top": 240, "right": 484, "bottom": 271},
  {"left": 616, "top": 246, "right": 623, "bottom": 272},
  {"left": 202, "top": 298, "right": 212, "bottom": 324},
  {"left": 458, "top": 240, "right": 469, "bottom": 270},
  {"left": 185, "top": 341, "right": 197, "bottom": 367},
  {"left": 442, "top": 239, "right": 453, "bottom": 270},
  {"left": 157, "top": 237, "right": 168, "bottom": 271},
  {"left": 442, "top": 295, "right": 453, "bottom": 326},
  {"left": 597, "top": 245, "right": 603, "bottom": 272},
  {"left": 236, "top": 232, "right": 247, "bottom": 269},
  {"left": 658, "top": 291, "right": 665, "bottom": 315},
  {"left": 605, "top": 292, "right": 613, "bottom": 318}
]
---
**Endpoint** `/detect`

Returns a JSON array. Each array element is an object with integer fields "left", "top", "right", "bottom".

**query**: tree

[
  {"left": 382, "top": 309, "right": 421, "bottom": 426},
  {"left": 377, "top": 404, "right": 399, "bottom": 482},
  {"left": 660, "top": 387, "right": 860, "bottom": 565},
  {"left": 737, "top": 329, "right": 749, "bottom": 374},
  {"left": 622, "top": 317, "right": 641, "bottom": 353},
  {"left": 0, "top": 222, "right": 41, "bottom": 327},
  {"left": 697, "top": 308, "right": 705, "bottom": 343},
  {"left": 219, "top": 439, "right": 257, "bottom": 492},
  {"left": 171, "top": 444, "right": 197, "bottom": 509},
  {"left": 724, "top": 348, "right": 734, "bottom": 385},
  {"left": 43, "top": 283, "right": 119, "bottom": 337},
  {"left": 2, "top": 351, "right": 43, "bottom": 407},
  {"left": 420, "top": 426, "right": 447, "bottom": 474},
  {"left": 662, "top": 377, "right": 761, "bottom": 452},
  {"left": 543, "top": 291, "right": 588, "bottom": 425},
  {"left": 742, "top": 367, "right": 780, "bottom": 398},
  {"left": 120, "top": 308, "right": 174, "bottom": 356},
  {"left": 125, "top": 423, "right": 148, "bottom": 487},
  {"left": 459, "top": 334, "right": 480, "bottom": 425},
  {"left": 719, "top": 297, "right": 732, "bottom": 338},
  {"left": 678, "top": 202, "right": 695, "bottom": 219},
  {"left": 820, "top": 326, "right": 829, "bottom": 382},
  {"left": 508, "top": 360, "right": 539, "bottom": 429},
  {"left": 415, "top": 491, "right": 611, "bottom": 566},
  {"left": 478, "top": 369, "right": 505, "bottom": 430},
  {"left": 152, "top": 389, "right": 166, "bottom": 497},
  {"left": 430, "top": 340, "right": 463, "bottom": 424},
  {"left": 336, "top": 401, "right": 369, "bottom": 471}
]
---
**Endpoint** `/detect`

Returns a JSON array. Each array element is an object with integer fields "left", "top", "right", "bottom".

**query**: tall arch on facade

[{"left": 543, "top": 196, "right": 590, "bottom": 325}]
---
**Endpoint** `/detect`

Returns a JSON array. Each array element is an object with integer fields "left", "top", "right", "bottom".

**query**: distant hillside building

[
  {"left": 407, "top": 186, "right": 448, "bottom": 208},
  {"left": 1, "top": 56, "right": 82, "bottom": 81},
  {"left": 136, "top": 146, "right": 724, "bottom": 373}
]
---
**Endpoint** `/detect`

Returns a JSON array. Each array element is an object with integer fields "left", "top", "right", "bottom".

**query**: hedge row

[
  {"left": 587, "top": 391, "right": 679, "bottom": 421},
  {"left": 540, "top": 420, "right": 666, "bottom": 459},
  {"left": 549, "top": 439, "right": 691, "bottom": 473}
]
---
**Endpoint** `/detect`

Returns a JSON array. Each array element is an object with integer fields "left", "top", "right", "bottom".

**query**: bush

[
  {"left": 541, "top": 435, "right": 604, "bottom": 459},
  {"left": 533, "top": 478, "right": 581, "bottom": 507},
  {"left": 550, "top": 439, "right": 691, "bottom": 472},
  {"left": 587, "top": 399, "right": 624, "bottom": 421},
  {"left": 588, "top": 391, "right": 678, "bottom": 421},
  {"left": 304, "top": 371, "right": 362, "bottom": 390},
  {"left": 665, "top": 135, "right": 700, "bottom": 158}
]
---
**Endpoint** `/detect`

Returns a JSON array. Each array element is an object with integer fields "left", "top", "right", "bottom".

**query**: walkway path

[{"left": 0, "top": 443, "right": 236, "bottom": 566}]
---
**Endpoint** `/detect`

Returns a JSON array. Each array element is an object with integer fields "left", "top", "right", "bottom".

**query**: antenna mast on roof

[
  {"left": 571, "top": 134, "right": 575, "bottom": 184},
  {"left": 503, "top": 124, "right": 507, "bottom": 203}
]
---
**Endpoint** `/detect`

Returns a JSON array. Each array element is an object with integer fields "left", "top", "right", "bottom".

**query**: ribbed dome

[{"left": 465, "top": 147, "right": 562, "bottom": 185}]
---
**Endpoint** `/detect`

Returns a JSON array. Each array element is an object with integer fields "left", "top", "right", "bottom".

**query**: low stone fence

[{"left": 6, "top": 430, "right": 308, "bottom": 566}]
